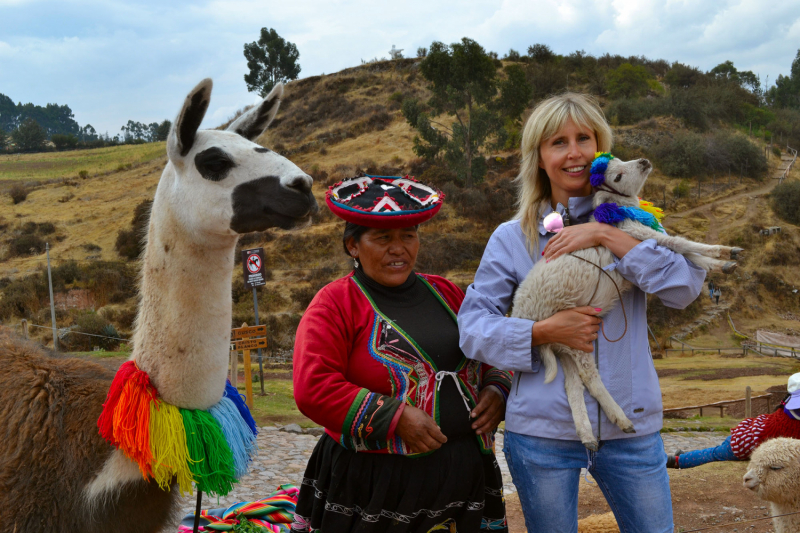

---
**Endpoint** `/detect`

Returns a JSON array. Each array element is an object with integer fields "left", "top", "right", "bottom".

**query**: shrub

[
  {"left": 672, "top": 180, "right": 691, "bottom": 198},
  {"left": 37, "top": 221, "right": 55, "bottom": 235},
  {"left": 9, "top": 184, "right": 28, "bottom": 204},
  {"left": 78, "top": 170, "right": 89, "bottom": 179},
  {"left": 773, "top": 146, "right": 782, "bottom": 157},
  {"left": 63, "top": 312, "right": 118, "bottom": 351},
  {"left": 771, "top": 179, "right": 800, "bottom": 224},
  {"left": 9, "top": 234, "right": 45, "bottom": 256},
  {"left": 652, "top": 130, "right": 705, "bottom": 178}
]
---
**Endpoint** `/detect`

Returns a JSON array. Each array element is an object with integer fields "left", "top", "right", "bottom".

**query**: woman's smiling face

[
  {"left": 347, "top": 227, "right": 419, "bottom": 287},
  {"left": 538, "top": 118, "right": 598, "bottom": 207}
]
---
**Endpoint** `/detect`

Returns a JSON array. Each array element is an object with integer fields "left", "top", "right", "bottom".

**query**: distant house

[{"left": 760, "top": 226, "right": 781, "bottom": 236}]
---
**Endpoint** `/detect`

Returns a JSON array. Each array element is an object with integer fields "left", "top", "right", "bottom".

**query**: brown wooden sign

[
  {"left": 231, "top": 325, "right": 267, "bottom": 340},
  {"left": 230, "top": 338, "right": 268, "bottom": 352}
]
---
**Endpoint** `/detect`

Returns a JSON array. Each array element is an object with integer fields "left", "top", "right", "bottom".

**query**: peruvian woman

[{"left": 291, "top": 176, "right": 512, "bottom": 532}]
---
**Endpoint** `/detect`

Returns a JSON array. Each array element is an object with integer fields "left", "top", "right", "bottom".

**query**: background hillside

[{"left": 1, "top": 51, "right": 798, "bottom": 355}]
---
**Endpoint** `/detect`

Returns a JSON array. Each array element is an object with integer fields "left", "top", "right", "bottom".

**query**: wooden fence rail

[{"left": 664, "top": 393, "right": 772, "bottom": 417}]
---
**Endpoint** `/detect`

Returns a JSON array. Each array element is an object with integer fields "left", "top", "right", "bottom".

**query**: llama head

[
  {"left": 589, "top": 153, "right": 653, "bottom": 208},
  {"left": 743, "top": 438, "right": 800, "bottom": 506},
  {"left": 161, "top": 78, "right": 318, "bottom": 241}
]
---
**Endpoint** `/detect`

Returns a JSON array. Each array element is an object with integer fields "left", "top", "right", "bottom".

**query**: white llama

[
  {"left": 511, "top": 157, "right": 740, "bottom": 450},
  {"left": 0, "top": 78, "right": 318, "bottom": 532}
]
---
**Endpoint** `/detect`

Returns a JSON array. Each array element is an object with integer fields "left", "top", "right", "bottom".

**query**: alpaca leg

[
  {"left": 621, "top": 222, "right": 740, "bottom": 260},
  {"left": 558, "top": 354, "right": 598, "bottom": 451},
  {"left": 541, "top": 343, "right": 559, "bottom": 384},
  {"left": 566, "top": 348, "right": 635, "bottom": 434},
  {"left": 683, "top": 252, "right": 737, "bottom": 274}
]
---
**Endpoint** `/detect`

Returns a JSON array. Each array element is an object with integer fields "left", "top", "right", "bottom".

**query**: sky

[{"left": 2, "top": 0, "right": 800, "bottom": 136}]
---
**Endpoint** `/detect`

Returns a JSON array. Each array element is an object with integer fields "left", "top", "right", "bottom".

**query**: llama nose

[
  {"left": 285, "top": 174, "right": 312, "bottom": 194},
  {"left": 638, "top": 159, "right": 652, "bottom": 171}
]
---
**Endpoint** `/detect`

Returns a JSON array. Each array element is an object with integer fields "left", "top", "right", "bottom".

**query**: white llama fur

[
  {"left": 744, "top": 438, "right": 800, "bottom": 533},
  {"left": 511, "top": 157, "right": 740, "bottom": 450},
  {"left": 85, "top": 79, "right": 318, "bottom": 500}
]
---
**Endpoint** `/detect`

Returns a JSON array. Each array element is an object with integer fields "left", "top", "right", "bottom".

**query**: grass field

[{"left": 0, "top": 142, "right": 166, "bottom": 182}]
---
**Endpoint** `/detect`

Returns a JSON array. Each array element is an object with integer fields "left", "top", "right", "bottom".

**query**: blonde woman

[{"left": 458, "top": 93, "right": 705, "bottom": 533}]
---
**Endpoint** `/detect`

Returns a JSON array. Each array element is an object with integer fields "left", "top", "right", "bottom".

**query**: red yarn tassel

[
  {"left": 113, "top": 367, "right": 157, "bottom": 476},
  {"left": 98, "top": 360, "right": 137, "bottom": 443}
]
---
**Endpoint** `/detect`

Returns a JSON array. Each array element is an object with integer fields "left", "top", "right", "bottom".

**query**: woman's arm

[
  {"left": 542, "top": 223, "right": 639, "bottom": 261},
  {"left": 458, "top": 225, "right": 539, "bottom": 372}
]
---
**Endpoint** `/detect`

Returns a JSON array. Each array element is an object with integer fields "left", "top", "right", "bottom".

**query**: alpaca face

[
  {"left": 163, "top": 79, "right": 318, "bottom": 239},
  {"left": 743, "top": 439, "right": 800, "bottom": 505},
  {"left": 592, "top": 157, "right": 653, "bottom": 207}
]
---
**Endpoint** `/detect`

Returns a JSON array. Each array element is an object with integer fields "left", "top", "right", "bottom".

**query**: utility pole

[{"left": 46, "top": 243, "right": 58, "bottom": 351}]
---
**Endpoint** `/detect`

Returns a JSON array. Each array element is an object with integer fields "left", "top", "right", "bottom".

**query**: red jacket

[
  {"left": 730, "top": 407, "right": 800, "bottom": 459},
  {"left": 293, "top": 272, "right": 511, "bottom": 455}
]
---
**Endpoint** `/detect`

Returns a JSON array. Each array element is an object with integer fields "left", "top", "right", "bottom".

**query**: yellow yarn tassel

[
  {"left": 638, "top": 199, "right": 665, "bottom": 222},
  {"left": 149, "top": 399, "right": 194, "bottom": 495}
]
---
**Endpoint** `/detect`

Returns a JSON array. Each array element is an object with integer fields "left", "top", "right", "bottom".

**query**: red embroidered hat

[{"left": 326, "top": 175, "right": 444, "bottom": 229}]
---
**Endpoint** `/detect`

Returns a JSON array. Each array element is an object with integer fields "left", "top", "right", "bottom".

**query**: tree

[
  {"left": 80, "top": 124, "right": 97, "bottom": 141},
  {"left": 11, "top": 118, "right": 47, "bottom": 152},
  {"left": 416, "top": 47, "right": 427, "bottom": 58},
  {"left": 528, "top": 43, "right": 555, "bottom": 64},
  {"left": 243, "top": 28, "right": 301, "bottom": 97},
  {"left": 0, "top": 128, "right": 7, "bottom": 151},
  {"left": 405, "top": 38, "right": 501, "bottom": 188},
  {"left": 154, "top": 120, "right": 171, "bottom": 142},
  {"left": 606, "top": 63, "right": 651, "bottom": 99},
  {"left": 496, "top": 64, "right": 533, "bottom": 119},
  {"left": 664, "top": 62, "right": 703, "bottom": 88},
  {"left": 51, "top": 134, "right": 78, "bottom": 150}
]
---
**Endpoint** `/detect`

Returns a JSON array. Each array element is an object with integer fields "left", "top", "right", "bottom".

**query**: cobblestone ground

[{"left": 172, "top": 428, "right": 728, "bottom": 525}]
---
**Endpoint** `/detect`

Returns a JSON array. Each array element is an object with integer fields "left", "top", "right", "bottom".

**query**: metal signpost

[{"left": 241, "top": 248, "right": 267, "bottom": 395}]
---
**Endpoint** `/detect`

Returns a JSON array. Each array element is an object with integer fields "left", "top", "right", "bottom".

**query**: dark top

[{"left": 354, "top": 268, "right": 475, "bottom": 440}]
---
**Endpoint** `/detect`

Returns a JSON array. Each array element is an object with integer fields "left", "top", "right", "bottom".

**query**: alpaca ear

[
  {"left": 226, "top": 83, "right": 283, "bottom": 141},
  {"left": 168, "top": 78, "right": 213, "bottom": 160}
]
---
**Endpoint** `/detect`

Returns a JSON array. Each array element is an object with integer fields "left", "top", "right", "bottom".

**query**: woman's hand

[
  {"left": 395, "top": 405, "right": 448, "bottom": 453},
  {"left": 532, "top": 306, "right": 602, "bottom": 353},
  {"left": 542, "top": 222, "right": 608, "bottom": 262},
  {"left": 470, "top": 387, "right": 505, "bottom": 435}
]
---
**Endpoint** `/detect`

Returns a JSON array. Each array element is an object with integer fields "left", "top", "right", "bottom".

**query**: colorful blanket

[{"left": 178, "top": 485, "right": 299, "bottom": 532}]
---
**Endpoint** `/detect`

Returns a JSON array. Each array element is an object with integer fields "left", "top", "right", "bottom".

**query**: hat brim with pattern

[{"left": 326, "top": 175, "right": 444, "bottom": 229}]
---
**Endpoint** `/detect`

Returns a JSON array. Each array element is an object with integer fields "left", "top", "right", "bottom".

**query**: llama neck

[
  {"left": 771, "top": 502, "right": 800, "bottom": 533},
  {"left": 133, "top": 204, "right": 237, "bottom": 410}
]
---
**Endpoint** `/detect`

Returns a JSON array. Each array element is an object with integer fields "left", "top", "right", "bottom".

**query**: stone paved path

[{"left": 172, "top": 428, "right": 728, "bottom": 525}]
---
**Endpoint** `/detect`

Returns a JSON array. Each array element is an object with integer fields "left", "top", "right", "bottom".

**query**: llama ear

[
  {"left": 168, "top": 78, "right": 213, "bottom": 160},
  {"left": 226, "top": 83, "right": 283, "bottom": 141}
]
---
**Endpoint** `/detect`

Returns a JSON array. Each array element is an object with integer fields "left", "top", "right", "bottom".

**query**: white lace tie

[{"left": 434, "top": 371, "right": 471, "bottom": 415}]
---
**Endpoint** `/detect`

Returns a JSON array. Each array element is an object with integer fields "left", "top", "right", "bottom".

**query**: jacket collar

[{"left": 538, "top": 194, "right": 595, "bottom": 235}]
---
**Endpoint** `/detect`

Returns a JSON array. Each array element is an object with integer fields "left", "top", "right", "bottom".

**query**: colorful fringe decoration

[
  {"left": 178, "top": 484, "right": 299, "bottom": 532},
  {"left": 637, "top": 198, "right": 665, "bottom": 223},
  {"left": 589, "top": 151, "right": 614, "bottom": 188},
  {"left": 593, "top": 201, "right": 666, "bottom": 233},
  {"left": 97, "top": 361, "right": 258, "bottom": 497}
]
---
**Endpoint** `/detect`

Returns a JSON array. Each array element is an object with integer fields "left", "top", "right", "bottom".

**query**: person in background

[
  {"left": 714, "top": 286, "right": 721, "bottom": 304},
  {"left": 667, "top": 372, "right": 800, "bottom": 468}
]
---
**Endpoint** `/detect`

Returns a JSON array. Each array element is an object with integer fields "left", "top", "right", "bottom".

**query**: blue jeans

[
  {"left": 677, "top": 436, "right": 738, "bottom": 468},
  {"left": 504, "top": 431, "right": 673, "bottom": 533}
]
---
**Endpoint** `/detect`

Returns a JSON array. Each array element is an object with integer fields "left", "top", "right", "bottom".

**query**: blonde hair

[{"left": 514, "top": 92, "right": 612, "bottom": 252}]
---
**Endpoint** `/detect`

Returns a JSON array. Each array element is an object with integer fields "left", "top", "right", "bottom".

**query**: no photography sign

[{"left": 242, "top": 248, "right": 266, "bottom": 289}]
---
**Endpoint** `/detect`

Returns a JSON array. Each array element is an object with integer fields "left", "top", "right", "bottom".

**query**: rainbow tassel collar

[
  {"left": 593, "top": 199, "right": 666, "bottom": 233},
  {"left": 97, "top": 361, "right": 258, "bottom": 497}
]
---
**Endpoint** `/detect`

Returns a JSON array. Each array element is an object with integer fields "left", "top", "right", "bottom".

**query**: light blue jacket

[{"left": 458, "top": 195, "right": 706, "bottom": 441}]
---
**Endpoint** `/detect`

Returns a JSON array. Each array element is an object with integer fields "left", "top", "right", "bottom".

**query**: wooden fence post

[
  {"left": 21, "top": 319, "right": 28, "bottom": 339},
  {"left": 745, "top": 386, "right": 752, "bottom": 418}
]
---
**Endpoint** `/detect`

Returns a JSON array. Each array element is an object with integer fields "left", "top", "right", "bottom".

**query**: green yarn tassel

[{"left": 181, "top": 408, "right": 236, "bottom": 496}]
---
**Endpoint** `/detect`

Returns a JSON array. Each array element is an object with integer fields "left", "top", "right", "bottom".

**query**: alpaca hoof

[
  {"left": 623, "top": 426, "right": 636, "bottom": 434},
  {"left": 730, "top": 247, "right": 743, "bottom": 260},
  {"left": 722, "top": 261, "right": 738, "bottom": 274},
  {"left": 584, "top": 441, "right": 599, "bottom": 452}
]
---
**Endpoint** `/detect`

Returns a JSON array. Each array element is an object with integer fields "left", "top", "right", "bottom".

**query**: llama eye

[
  {"left": 195, "top": 147, "right": 236, "bottom": 182},
  {"left": 770, "top": 465, "right": 784, "bottom": 470},
  {"left": 613, "top": 174, "right": 623, "bottom": 182}
]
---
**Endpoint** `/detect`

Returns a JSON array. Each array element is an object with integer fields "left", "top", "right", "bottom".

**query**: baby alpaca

[
  {"left": 512, "top": 154, "right": 741, "bottom": 450},
  {"left": 743, "top": 438, "right": 800, "bottom": 533}
]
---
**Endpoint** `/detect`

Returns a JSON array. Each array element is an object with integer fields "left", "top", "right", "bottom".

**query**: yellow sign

[
  {"left": 230, "top": 338, "right": 268, "bottom": 351},
  {"left": 231, "top": 325, "right": 267, "bottom": 340}
]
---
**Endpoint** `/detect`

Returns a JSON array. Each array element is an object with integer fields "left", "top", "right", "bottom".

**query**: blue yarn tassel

[
  {"left": 209, "top": 397, "right": 259, "bottom": 479},
  {"left": 224, "top": 380, "right": 258, "bottom": 436}
]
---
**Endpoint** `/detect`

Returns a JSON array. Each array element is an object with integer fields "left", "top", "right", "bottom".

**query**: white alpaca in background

[
  {"left": 512, "top": 156, "right": 741, "bottom": 450},
  {"left": 744, "top": 438, "right": 800, "bottom": 533}
]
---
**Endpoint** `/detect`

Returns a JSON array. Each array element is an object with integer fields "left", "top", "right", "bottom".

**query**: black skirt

[{"left": 290, "top": 434, "right": 507, "bottom": 533}]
